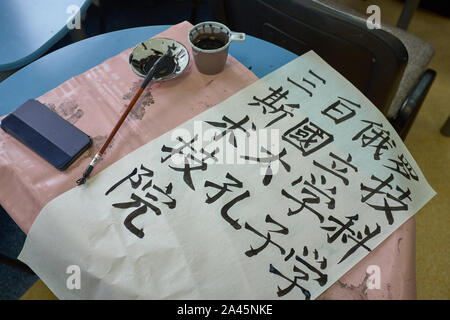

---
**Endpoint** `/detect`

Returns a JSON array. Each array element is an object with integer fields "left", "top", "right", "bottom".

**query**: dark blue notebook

[{"left": 0, "top": 99, "right": 92, "bottom": 170}]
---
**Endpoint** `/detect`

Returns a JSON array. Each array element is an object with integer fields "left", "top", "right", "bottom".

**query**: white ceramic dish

[{"left": 129, "top": 37, "right": 189, "bottom": 81}]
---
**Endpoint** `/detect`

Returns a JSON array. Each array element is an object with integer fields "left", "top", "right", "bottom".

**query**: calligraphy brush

[{"left": 76, "top": 52, "right": 174, "bottom": 186}]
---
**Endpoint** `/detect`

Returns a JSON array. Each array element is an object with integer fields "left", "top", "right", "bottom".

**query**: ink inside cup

[{"left": 188, "top": 21, "right": 245, "bottom": 75}]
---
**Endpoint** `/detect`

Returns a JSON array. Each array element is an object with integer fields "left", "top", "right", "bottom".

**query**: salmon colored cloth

[{"left": 0, "top": 21, "right": 416, "bottom": 299}]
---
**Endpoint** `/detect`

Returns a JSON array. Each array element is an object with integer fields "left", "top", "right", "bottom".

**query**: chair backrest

[{"left": 209, "top": 0, "right": 408, "bottom": 115}]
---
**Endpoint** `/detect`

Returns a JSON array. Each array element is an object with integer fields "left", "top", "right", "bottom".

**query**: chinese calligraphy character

[
  {"left": 241, "top": 147, "right": 291, "bottom": 186},
  {"left": 204, "top": 173, "right": 251, "bottom": 230},
  {"left": 360, "top": 174, "right": 412, "bottom": 225},
  {"left": 287, "top": 69, "right": 327, "bottom": 97},
  {"left": 384, "top": 153, "right": 419, "bottom": 181},
  {"left": 105, "top": 165, "right": 176, "bottom": 238},
  {"left": 205, "top": 115, "right": 252, "bottom": 148},
  {"left": 313, "top": 152, "right": 358, "bottom": 186},
  {"left": 269, "top": 246, "right": 328, "bottom": 299},
  {"left": 282, "top": 117, "right": 334, "bottom": 157},
  {"left": 282, "top": 174, "right": 337, "bottom": 223},
  {"left": 352, "top": 120, "right": 396, "bottom": 160},
  {"left": 161, "top": 134, "right": 211, "bottom": 190},
  {"left": 245, "top": 214, "right": 288, "bottom": 257},
  {"left": 248, "top": 87, "right": 300, "bottom": 127},
  {"left": 321, "top": 97, "right": 361, "bottom": 124}
]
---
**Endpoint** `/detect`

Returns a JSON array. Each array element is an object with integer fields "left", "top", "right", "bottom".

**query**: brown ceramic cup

[{"left": 188, "top": 21, "right": 245, "bottom": 75}]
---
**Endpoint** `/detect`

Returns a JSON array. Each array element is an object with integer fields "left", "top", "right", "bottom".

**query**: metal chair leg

[
  {"left": 440, "top": 116, "right": 450, "bottom": 137},
  {"left": 397, "top": 0, "right": 420, "bottom": 30}
]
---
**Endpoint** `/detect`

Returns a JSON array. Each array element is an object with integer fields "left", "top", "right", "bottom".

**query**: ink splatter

[
  {"left": 122, "top": 81, "right": 155, "bottom": 120},
  {"left": 336, "top": 273, "right": 370, "bottom": 300},
  {"left": 45, "top": 101, "right": 84, "bottom": 124}
]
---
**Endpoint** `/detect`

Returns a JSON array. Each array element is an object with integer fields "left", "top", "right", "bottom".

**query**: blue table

[
  {"left": 0, "top": 0, "right": 91, "bottom": 71},
  {"left": 0, "top": 25, "right": 296, "bottom": 116}
]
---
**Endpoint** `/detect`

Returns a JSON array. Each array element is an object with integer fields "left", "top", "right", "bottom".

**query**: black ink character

[
  {"left": 161, "top": 134, "right": 216, "bottom": 190},
  {"left": 112, "top": 187, "right": 175, "bottom": 238},
  {"left": 313, "top": 152, "right": 358, "bottom": 186},
  {"left": 282, "top": 117, "right": 334, "bottom": 157},
  {"left": 321, "top": 97, "right": 361, "bottom": 124},
  {"left": 204, "top": 115, "right": 252, "bottom": 148},
  {"left": 321, "top": 214, "right": 359, "bottom": 244},
  {"left": 105, "top": 165, "right": 154, "bottom": 196},
  {"left": 241, "top": 147, "right": 291, "bottom": 186},
  {"left": 321, "top": 214, "right": 382, "bottom": 263},
  {"left": 383, "top": 153, "right": 419, "bottom": 181},
  {"left": 204, "top": 173, "right": 251, "bottom": 230},
  {"left": 282, "top": 174, "right": 337, "bottom": 223},
  {"left": 352, "top": 120, "right": 396, "bottom": 161},
  {"left": 248, "top": 86, "right": 300, "bottom": 128},
  {"left": 295, "top": 248, "right": 328, "bottom": 286},
  {"left": 245, "top": 215, "right": 289, "bottom": 257},
  {"left": 105, "top": 165, "right": 176, "bottom": 238},
  {"left": 360, "top": 174, "right": 412, "bottom": 225},
  {"left": 269, "top": 246, "right": 328, "bottom": 299},
  {"left": 269, "top": 264, "right": 311, "bottom": 299},
  {"left": 287, "top": 69, "right": 326, "bottom": 97},
  {"left": 320, "top": 213, "right": 382, "bottom": 264},
  {"left": 337, "top": 223, "right": 380, "bottom": 264}
]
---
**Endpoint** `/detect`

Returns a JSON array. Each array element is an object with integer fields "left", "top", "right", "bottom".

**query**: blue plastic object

[{"left": 0, "top": 0, "right": 91, "bottom": 71}]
